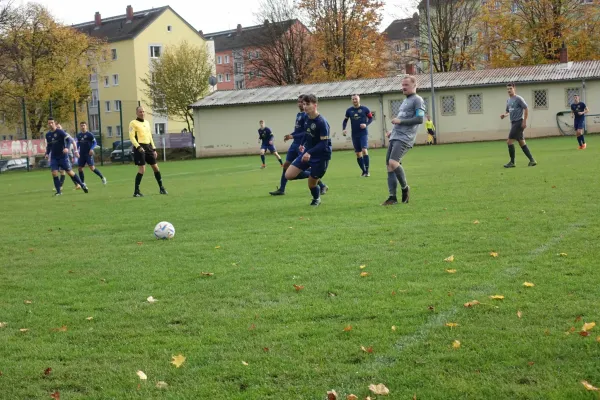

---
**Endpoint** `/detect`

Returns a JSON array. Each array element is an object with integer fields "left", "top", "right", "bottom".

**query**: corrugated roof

[
  {"left": 191, "top": 60, "right": 600, "bottom": 108},
  {"left": 203, "top": 20, "right": 297, "bottom": 52}
]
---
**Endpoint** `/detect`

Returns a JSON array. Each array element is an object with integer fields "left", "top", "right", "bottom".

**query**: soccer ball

[{"left": 154, "top": 221, "right": 175, "bottom": 240}]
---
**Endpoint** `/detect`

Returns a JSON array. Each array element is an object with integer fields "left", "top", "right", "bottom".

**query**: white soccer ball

[{"left": 154, "top": 221, "right": 175, "bottom": 240}]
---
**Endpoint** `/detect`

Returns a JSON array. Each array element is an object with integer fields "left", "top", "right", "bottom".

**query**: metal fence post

[
  {"left": 22, "top": 98, "right": 29, "bottom": 171},
  {"left": 119, "top": 100, "right": 124, "bottom": 164},
  {"left": 97, "top": 94, "right": 104, "bottom": 166}
]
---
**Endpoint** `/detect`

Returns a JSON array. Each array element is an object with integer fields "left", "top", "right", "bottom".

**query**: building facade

[
  {"left": 383, "top": 14, "right": 421, "bottom": 76},
  {"left": 74, "top": 6, "right": 214, "bottom": 147},
  {"left": 191, "top": 60, "right": 600, "bottom": 158}
]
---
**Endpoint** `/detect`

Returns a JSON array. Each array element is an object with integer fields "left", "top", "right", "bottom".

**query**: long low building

[{"left": 191, "top": 59, "right": 600, "bottom": 158}]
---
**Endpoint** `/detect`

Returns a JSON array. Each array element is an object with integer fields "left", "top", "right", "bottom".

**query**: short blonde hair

[{"left": 403, "top": 75, "right": 417, "bottom": 85}]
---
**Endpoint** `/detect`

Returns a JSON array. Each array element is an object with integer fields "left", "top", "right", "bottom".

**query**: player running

[
  {"left": 343, "top": 94, "right": 373, "bottom": 176},
  {"left": 76, "top": 121, "right": 106, "bottom": 184},
  {"left": 258, "top": 120, "right": 283, "bottom": 168}
]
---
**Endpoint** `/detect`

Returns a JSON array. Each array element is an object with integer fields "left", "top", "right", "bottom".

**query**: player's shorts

[
  {"left": 286, "top": 144, "right": 302, "bottom": 163},
  {"left": 351, "top": 134, "right": 369, "bottom": 152},
  {"left": 50, "top": 155, "right": 72, "bottom": 171},
  {"left": 427, "top": 128, "right": 435, "bottom": 135},
  {"left": 261, "top": 144, "right": 277, "bottom": 153},
  {"left": 78, "top": 153, "right": 95, "bottom": 167},
  {"left": 574, "top": 119, "right": 585, "bottom": 130},
  {"left": 386, "top": 140, "right": 411, "bottom": 164},
  {"left": 134, "top": 144, "right": 157, "bottom": 166},
  {"left": 508, "top": 120, "right": 525, "bottom": 140},
  {"left": 292, "top": 154, "right": 329, "bottom": 179}
]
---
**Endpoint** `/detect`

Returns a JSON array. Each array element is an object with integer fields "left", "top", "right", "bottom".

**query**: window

[
  {"left": 113, "top": 74, "right": 119, "bottom": 85},
  {"left": 390, "top": 100, "right": 403, "bottom": 117},
  {"left": 90, "top": 73, "right": 97, "bottom": 83},
  {"left": 114, "top": 100, "right": 121, "bottom": 111},
  {"left": 116, "top": 125, "right": 122, "bottom": 137},
  {"left": 225, "top": 55, "right": 230, "bottom": 64},
  {"left": 249, "top": 70, "right": 254, "bottom": 80},
  {"left": 234, "top": 62, "right": 244, "bottom": 74},
  {"left": 422, "top": 97, "right": 429, "bottom": 113},
  {"left": 217, "top": 55, "right": 222, "bottom": 64},
  {"left": 511, "top": 2, "right": 518, "bottom": 12},
  {"left": 150, "top": 46, "right": 162, "bottom": 58},
  {"left": 530, "top": 89, "right": 548, "bottom": 109},
  {"left": 395, "top": 44, "right": 401, "bottom": 52},
  {"left": 441, "top": 95, "right": 456, "bottom": 115},
  {"left": 248, "top": 51, "right": 254, "bottom": 60},
  {"left": 396, "top": 62, "right": 402, "bottom": 71},
  {"left": 89, "top": 114, "right": 99, "bottom": 131},
  {"left": 105, "top": 101, "right": 111, "bottom": 112},
  {"left": 154, "top": 95, "right": 166, "bottom": 112},
  {"left": 167, "top": 25, "right": 172, "bottom": 32},
  {"left": 155, "top": 123, "right": 166, "bottom": 135},
  {"left": 225, "top": 73, "right": 231, "bottom": 82},
  {"left": 404, "top": 42, "right": 410, "bottom": 50},
  {"left": 217, "top": 74, "right": 223, "bottom": 82},
  {"left": 257, "top": 70, "right": 262, "bottom": 77},
  {"left": 235, "top": 80, "right": 244, "bottom": 89},
  {"left": 468, "top": 94, "right": 483, "bottom": 113},
  {"left": 104, "top": 76, "right": 110, "bottom": 87},
  {"left": 91, "top": 90, "right": 98, "bottom": 107},
  {"left": 111, "top": 49, "right": 117, "bottom": 60},
  {"left": 566, "top": 87, "right": 581, "bottom": 107},
  {"left": 464, "top": 35, "right": 473, "bottom": 46},
  {"left": 255, "top": 51, "right": 260, "bottom": 59},
  {"left": 107, "top": 126, "right": 113, "bottom": 137}
]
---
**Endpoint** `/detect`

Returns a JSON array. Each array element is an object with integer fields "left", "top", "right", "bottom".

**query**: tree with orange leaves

[{"left": 298, "top": 0, "right": 388, "bottom": 82}]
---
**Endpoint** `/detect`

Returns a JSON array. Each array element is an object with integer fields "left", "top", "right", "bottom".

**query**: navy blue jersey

[
  {"left": 305, "top": 114, "right": 332, "bottom": 160},
  {"left": 343, "top": 106, "right": 373, "bottom": 135},
  {"left": 258, "top": 127, "right": 273, "bottom": 144},
  {"left": 571, "top": 102, "right": 587, "bottom": 122},
  {"left": 45, "top": 129, "right": 71, "bottom": 158},
  {"left": 291, "top": 112, "right": 307, "bottom": 145},
  {"left": 76, "top": 131, "right": 97, "bottom": 154}
]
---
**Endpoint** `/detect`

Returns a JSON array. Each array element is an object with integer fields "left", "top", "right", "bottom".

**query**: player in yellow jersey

[
  {"left": 425, "top": 115, "right": 436, "bottom": 145},
  {"left": 129, "top": 106, "right": 167, "bottom": 197}
]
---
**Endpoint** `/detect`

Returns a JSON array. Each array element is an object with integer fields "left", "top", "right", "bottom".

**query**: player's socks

[
  {"left": 72, "top": 174, "right": 84, "bottom": 186},
  {"left": 154, "top": 171, "right": 163, "bottom": 187},
  {"left": 59, "top": 174, "right": 66, "bottom": 186},
  {"left": 135, "top": 173, "right": 143, "bottom": 192},
  {"left": 317, "top": 180, "right": 325, "bottom": 189},
  {"left": 310, "top": 186, "right": 320, "bottom": 200},
  {"left": 363, "top": 155, "right": 370, "bottom": 173},
  {"left": 260, "top": 155, "right": 265, "bottom": 165},
  {"left": 577, "top": 136, "right": 583, "bottom": 146},
  {"left": 279, "top": 170, "right": 288, "bottom": 192},
  {"left": 387, "top": 171, "right": 398, "bottom": 197},
  {"left": 278, "top": 158, "right": 283, "bottom": 165},
  {"left": 581, "top": 135, "right": 586, "bottom": 145},
  {"left": 520, "top": 145, "right": 534, "bottom": 162},
  {"left": 79, "top": 170, "right": 85, "bottom": 183},
  {"left": 94, "top": 169, "right": 104, "bottom": 179},
  {"left": 508, "top": 144, "right": 515, "bottom": 163},
  {"left": 356, "top": 157, "right": 365, "bottom": 173},
  {"left": 297, "top": 171, "right": 310, "bottom": 180},
  {"left": 393, "top": 165, "right": 407, "bottom": 189},
  {"left": 53, "top": 176, "right": 62, "bottom": 193}
]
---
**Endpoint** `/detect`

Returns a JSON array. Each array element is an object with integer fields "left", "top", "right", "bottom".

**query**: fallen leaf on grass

[
  {"left": 391, "top": 325, "right": 397, "bottom": 331},
  {"left": 24, "top": 300, "right": 32, "bottom": 304},
  {"left": 248, "top": 324, "right": 256, "bottom": 331},
  {"left": 359, "top": 265, "right": 366, "bottom": 269},
  {"left": 582, "top": 322, "right": 596, "bottom": 332},
  {"left": 558, "top": 253, "right": 567, "bottom": 257},
  {"left": 86, "top": 317, "right": 93, "bottom": 321},
  {"left": 156, "top": 381, "right": 168, "bottom": 389},
  {"left": 596, "top": 336, "right": 600, "bottom": 343},
  {"left": 575, "top": 315, "right": 582, "bottom": 322},
  {"left": 241, "top": 361, "right": 249, "bottom": 366},
  {"left": 171, "top": 354, "right": 186, "bottom": 368},
  {"left": 263, "top": 347, "right": 269, "bottom": 352},
  {"left": 528, "top": 361, "right": 535, "bottom": 366},
  {"left": 361, "top": 345, "right": 374, "bottom": 354},
  {"left": 464, "top": 300, "right": 480, "bottom": 307},
  {"left": 0, "top": 322, "right": 6, "bottom": 328},
  {"left": 581, "top": 381, "right": 599, "bottom": 391},
  {"left": 428, "top": 305, "right": 435, "bottom": 311},
  {"left": 200, "top": 272, "right": 214, "bottom": 276},
  {"left": 52, "top": 326, "right": 67, "bottom": 332},
  {"left": 368, "top": 383, "right": 390, "bottom": 395},
  {"left": 360, "top": 272, "right": 369, "bottom": 277},
  {"left": 523, "top": 282, "right": 535, "bottom": 287},
  {"left": 44, "top": 368, "right": 52, "bottom": 376},
  {"left": 446, "top": 269, "right": 457, "bottom": 274},
  {"left": 452, "top": 340, "right": 461, "bottom": 349},
  {"left": 445, "top": 323, "right": 459, "bottom": 328},
  {"left": 347, "top": 395, "right": 358, "bottom": 400},
  {"left": 343, "top": 325, "right": 353, "bottom": 332},
  {"left": 136, "top": 370, "right": 147, "bottom": 380},
  {"left": 517, "top": 311, "right": 522, "bottom": 319},
  {"left": 579, "top": 331, "right": 590, "bottom": 337},
  {"left": 489, "top": 295, "right": 504, "bottom": 300},
  {"left": 136, "top": 242, "right": 143, "bottom": 246},
  {"left": 215, "top": 246, "right": 221, "bottom": 249},
  {"left": 147, "top": 296, "right": 157, "bottom": 303},
  {"left": 473, "top": 220, "right": 480, "bottom": 224},
  {"left": 50, "top": 391, "right": 60, "bottom": 400},
  {"left": 327, "top": 390, "right": 338, "bottom": 400},
  {"left": 19, "top": 328, "right": 29, "bottom": 333},
  {"left": 293, "top": 284, "right": 304, "bottom": 292},
  {"left": 490, "top": 252, "right": 498, "bottom": 258},
  {"left": 444, "top": 255, "right": 454, "bottom": 262}
]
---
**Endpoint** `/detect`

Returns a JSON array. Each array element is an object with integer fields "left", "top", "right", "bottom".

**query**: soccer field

[{"left": 1, "top": 137, "right": 599, "bottom": 399}]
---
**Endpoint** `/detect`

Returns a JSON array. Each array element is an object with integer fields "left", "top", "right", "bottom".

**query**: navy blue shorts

[
  {"left": 50, "top": 156, "right": 72, "bottom": 171},
  {"left": 574, "top": 119, "right": 585, "bottom": 130},
  {"left": 286, "top": 145, "right": 302, "bottom": 163},
  {"left": 292, "top": 154, "right": 329, "bottom": 179},
  {"left": 352, "top": 134, "right": 368, "bottom": 152},
  {"left": 261, "top": 144, "right": 277, "bottom": 153},
  {"left": 78, "top": 154, "right": 95, "bottom": 167}
]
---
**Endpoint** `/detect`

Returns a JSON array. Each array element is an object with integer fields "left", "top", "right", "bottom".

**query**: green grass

[{"left": 1, "top": 136, "right": 600, "bottom": 399}]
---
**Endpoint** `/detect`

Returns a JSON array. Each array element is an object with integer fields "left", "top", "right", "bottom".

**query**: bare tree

[{"left": 248, "top": 0, "right": 313, "bottom": 85}]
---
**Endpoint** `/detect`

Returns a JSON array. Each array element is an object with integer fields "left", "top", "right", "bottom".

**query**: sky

[{"left": 35, "top": 0, "right": 415, "bottom": 34}]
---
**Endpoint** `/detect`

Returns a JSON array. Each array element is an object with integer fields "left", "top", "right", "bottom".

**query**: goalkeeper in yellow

[
  {"left": 130, "top": 106, "right": 167, "bottom": 197},
  {"left": 425, "top": 115, "right": 436, "bottom": 145}
]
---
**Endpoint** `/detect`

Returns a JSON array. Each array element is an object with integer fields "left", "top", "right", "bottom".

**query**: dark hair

[
  {"left": 259, "top": 120, "right": 264, "bottom": 123},
  {"left": 48, "top": 117, "right": 55, "bottom": 121},
  {"left": 302, "top": 94, "right": 318, "bottom": 104},
  {"left": 80, "top": 121, "right": 87, "bottom": 125},
  {"left": 298, "top": 94, "right": 304, "bottom": 99},
  {"left": 506, "top": 82, "right": 516, "bottom": 88}
]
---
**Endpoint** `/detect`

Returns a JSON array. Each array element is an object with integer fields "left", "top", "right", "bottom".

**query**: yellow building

[{"left": 74, "top": 5, "right": 214, "bottom": 147}]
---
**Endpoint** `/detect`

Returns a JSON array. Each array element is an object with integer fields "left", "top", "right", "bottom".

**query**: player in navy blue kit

[
  {"left": 76, "top": 122, "right": 106, "bottom": 185},
  {"left": 343, "top": 94, "right": 373, "bottom": 176},
  {"left": 258, "top": 120, "right": 283, "bottom": 168},
  {"left": 269, "top": 95, "right": 328, "bottom": 196},
  {"left": 570, "top": 94, "right": 589, "bottom": 149},
  {"left": 285, "top": 94, "right": 332, "bottom": 206},
  {"left": 45, "top": 117, "right": 88, "bottom": 196}
]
